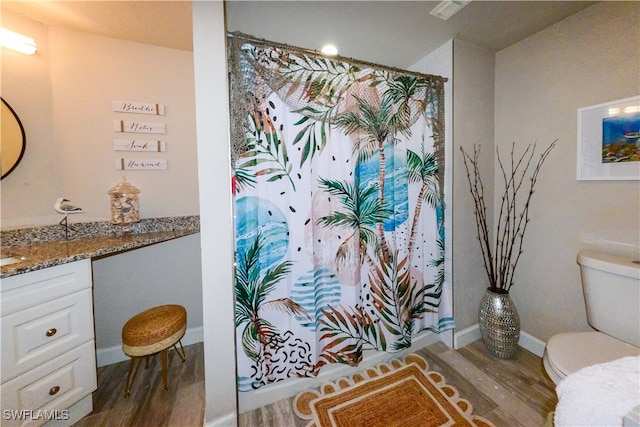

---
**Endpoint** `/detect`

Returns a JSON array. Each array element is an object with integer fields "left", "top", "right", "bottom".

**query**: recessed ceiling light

[
  {"left": 430, "top": 0, "right": 471, "bottom": 20},
  {"left": 321, "top": 44, "right": 338, "bottom": 56}
]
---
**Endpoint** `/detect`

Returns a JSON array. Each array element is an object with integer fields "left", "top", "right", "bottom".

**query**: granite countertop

[{"left": 1, "top": 216, "right": 199, "bottom": 279}]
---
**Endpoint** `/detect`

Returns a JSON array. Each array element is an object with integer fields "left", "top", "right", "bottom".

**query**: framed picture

[{"left": 577, "top": 95, "right": 640, "bottom": 180}]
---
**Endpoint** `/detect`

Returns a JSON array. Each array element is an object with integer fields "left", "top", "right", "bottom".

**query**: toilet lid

[{"left": 546, "top": 332, "right": 640, "bottom": 377}]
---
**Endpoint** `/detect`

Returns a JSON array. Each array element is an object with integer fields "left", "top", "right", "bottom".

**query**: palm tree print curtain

[{"left": 229, "top": 33, "right": 453, "bottom": 391}]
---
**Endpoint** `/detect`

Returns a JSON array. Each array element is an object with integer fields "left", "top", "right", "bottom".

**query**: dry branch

[{"left": 460, "top": 140, "right": 556, "bottom": 291}]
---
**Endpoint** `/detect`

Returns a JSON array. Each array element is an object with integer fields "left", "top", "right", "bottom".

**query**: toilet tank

[{"left": 577, "top": 250, "right": 640, "bottom": 347}]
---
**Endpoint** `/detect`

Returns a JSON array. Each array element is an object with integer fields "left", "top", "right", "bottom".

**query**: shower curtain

[{"left": 228, "top": 33, "right": 453, "bottom": 391}]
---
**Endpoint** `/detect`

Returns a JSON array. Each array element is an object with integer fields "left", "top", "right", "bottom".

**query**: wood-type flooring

[
  {"left": 74, "top": 342, "right": 205, "bottom": 427},
  {"left": 74, "top": 340, "right": 557, "bottom": 426},
  {"left": 239, "top": 340, "right": 558, "bottom": 427}
]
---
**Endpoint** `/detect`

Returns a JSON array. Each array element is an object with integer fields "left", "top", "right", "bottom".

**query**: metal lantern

[{"left": 108, "top": 177, "right": 140, "bottom": 230}]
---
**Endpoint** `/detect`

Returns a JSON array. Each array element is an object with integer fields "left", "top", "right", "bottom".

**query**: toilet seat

[{"left": 543, "top": 331, "right": 640, "bottom": 385}]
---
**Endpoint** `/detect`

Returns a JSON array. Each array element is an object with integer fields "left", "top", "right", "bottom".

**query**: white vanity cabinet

[{"left": 1, "top": 260, "right": 97, "bottom": 426}]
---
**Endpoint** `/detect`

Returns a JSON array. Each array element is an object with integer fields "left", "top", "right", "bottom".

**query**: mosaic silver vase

[{"left": 478, "top": 287, "right": 520, "bottom": 359}]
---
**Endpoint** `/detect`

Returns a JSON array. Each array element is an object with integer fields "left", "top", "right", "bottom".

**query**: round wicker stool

[{"left": 121, "top": 304, "right": 187, "bottom": 397}]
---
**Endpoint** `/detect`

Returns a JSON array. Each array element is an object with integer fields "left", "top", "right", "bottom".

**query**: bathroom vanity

[
  {"left": 1, "top": 260, "right": 95, "bottom": 426},
  {"left": 0, "top": 216, "right": 199, "bottom": 426}
]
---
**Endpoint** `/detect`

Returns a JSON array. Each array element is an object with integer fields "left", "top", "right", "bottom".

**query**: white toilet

[{"left": 543, "top": 249, "right": 640, "bottom": 385}]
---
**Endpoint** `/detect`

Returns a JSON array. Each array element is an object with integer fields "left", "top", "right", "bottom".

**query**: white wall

[
  {"left": 91, "top": 233, "right": 203, "bottom": 366},
  {"left": 1, "top": 11, "right": 199, "bottom": 228},
  {"left": 495, "top": 1, "right": 640, "bottom": 342},
  {"left": 192, "top": 2, "right": 238, "bottom": 425},
  {"left": 1, "top": 10, "right": 62, "bottom": 221},
  {"left": 452, "top": 39, "right": 496, "bottom": 330}
]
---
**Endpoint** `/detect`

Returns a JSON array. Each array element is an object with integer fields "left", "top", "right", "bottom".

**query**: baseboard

[
  {"left": 96, "top": 326, "right": 204, "bottom": 367},
  {"left": 439, "top": 327, "right": 454, "bottom": 348},
  {"left": 453, "top": 324, "right": 546, "bottom": 357},
  {"left": 206, "top": 413, "right": 236, "bottom": 427},
  {"left": 453, "top": 324, "right": 481, "bottom": 349},
  {"left": 519, "top": 330, "right": 546, "bottom": 357}
]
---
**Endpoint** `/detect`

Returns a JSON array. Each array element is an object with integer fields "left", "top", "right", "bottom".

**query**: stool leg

[
  {"left": 173, "top": 340, "right": 187, "bottom": 363},
  {"left": 124, "top": 357, "right": 143, "bottom": 398},
  {"left": 161, "top": 348, "right": 169, "bottom": 391}
]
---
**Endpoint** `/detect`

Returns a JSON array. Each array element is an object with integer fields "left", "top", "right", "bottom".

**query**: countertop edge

[{"left": 1, "top": 228, "right": 199, "bottom": 279}]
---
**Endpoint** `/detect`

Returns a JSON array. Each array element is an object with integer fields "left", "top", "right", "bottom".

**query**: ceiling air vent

[{"left": 429, "top": 0, "right": 471, "bottom": 20}]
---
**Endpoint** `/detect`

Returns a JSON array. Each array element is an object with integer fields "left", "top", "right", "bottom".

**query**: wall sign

[
  {"left": 116, "top": 158, "right": 168, "bottom": 170},
  {"left": 111, "top": 100, "right": 168, "bottom": 171},
  {"left": 113, "top": 139, "right": 166, "bottom": 152},
  {"left": 113, "top": 120, "right": 165, "bottom": 134},
  {"left": 112, "top": 101, "right": 165, "bottom": 116}
]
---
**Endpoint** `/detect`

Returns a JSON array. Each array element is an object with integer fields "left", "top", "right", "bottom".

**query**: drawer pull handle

[
  {"left": 46, "top": 328, "right": 57, "bottom": 337},
  {"left": 49, "top": 386, "right": 60, "bottom": 396}
]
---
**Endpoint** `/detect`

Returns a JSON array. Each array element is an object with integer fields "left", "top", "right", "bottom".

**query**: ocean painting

[{"left": 602, "top": 112, "right": 640, "bottom": 163}]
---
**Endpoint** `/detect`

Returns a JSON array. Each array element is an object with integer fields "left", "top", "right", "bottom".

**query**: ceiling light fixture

[
  {"left": 321, "top": 44, "right": 338, "bottom": 56},
  {"left": 0, "top": 28, "right": 37, "bottom": 55},
  {"left": 430, "top": 0, "right": 471, "bottom": 20}
]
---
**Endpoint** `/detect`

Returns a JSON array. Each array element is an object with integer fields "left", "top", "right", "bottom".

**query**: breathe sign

[{"left": 112, "top": 101, "right": 165, "bottom": 115}]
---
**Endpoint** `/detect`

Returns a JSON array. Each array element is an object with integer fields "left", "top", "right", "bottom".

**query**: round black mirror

[{"left": 1, "top": 97, "right": 26, "bottom": 179}]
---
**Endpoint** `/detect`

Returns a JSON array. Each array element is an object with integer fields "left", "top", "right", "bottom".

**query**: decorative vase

[
  {"left": 478, "top": 287, "right": 520, "bottom": 359},
  {"left": 108, "top": 177, "right": 140, "bottom": 233}
]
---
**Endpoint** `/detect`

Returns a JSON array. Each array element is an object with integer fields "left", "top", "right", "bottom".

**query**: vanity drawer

[
  {"left": 1, "top": 260, "right": 92, "bottom": 317},
  {"left": 1, "top": 341, "right": 97, "bottom": 427},
  {"left": 1, "top": 289, "right": 94, "bottom": 383}
]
